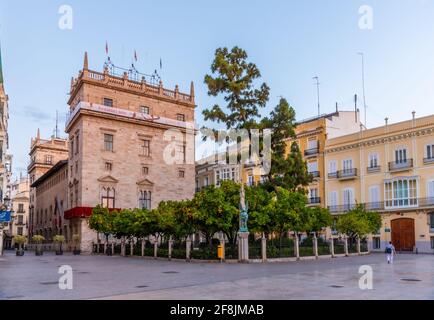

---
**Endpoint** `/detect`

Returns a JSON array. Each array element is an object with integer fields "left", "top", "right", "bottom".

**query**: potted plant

[
  {"left": 32, "top": 235, "right": 45, "bottom": 256},
  {"left": 72, "top": 234, "right": 81, "bottom": 255},
  {"left": 53, "top": 235, "right": 65, "bottom": 255},
  {"left": 14, "top": 235, "right": 27, "bottom": 256}
]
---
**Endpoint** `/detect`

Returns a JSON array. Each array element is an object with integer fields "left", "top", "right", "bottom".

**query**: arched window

[
  {"left": 101, "top": 187, "right": 115, "bottom": 208},
  {"left": 138, "top": 190, "right": 151, "bottom": 210}
]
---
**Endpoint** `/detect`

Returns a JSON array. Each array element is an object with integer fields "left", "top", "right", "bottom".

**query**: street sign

[{"left": 0, "top": 211, "right": 11, "bottom": 223}]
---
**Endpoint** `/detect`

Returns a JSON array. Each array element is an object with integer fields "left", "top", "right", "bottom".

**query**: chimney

[
  {"left": 385, "top": 117, "right": 389, "bottom": 133},
  {"left": 412, "top": 111, "right": 416, "bottom": 128},
  {"left": 190, "top": 81, "right": 195, "bottom": 102},
  {"left": 83, "top": 51, "right": 89, "bottom": 70},
  {"left": 335, "top": 102, "right": 338, "bottom": 113}
]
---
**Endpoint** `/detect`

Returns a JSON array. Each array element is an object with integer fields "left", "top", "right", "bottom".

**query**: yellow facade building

[
  {"left": 290, "top": 110, "right": 362, "bottom": 208},
  {"left": 325, "top": 113, "right": 434, "bottom": 253}
]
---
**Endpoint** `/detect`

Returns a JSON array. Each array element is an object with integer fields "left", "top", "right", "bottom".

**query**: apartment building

[{"left": 325, "top": 113, "right": 434, "bottom": 253}]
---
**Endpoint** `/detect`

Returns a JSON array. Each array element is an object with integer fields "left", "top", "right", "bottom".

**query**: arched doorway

[{"left": 391, "top": 218, "right": 415, "bottom": 252}]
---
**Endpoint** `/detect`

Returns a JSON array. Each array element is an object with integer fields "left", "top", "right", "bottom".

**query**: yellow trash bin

[{"left": 217, "top": 245, "right": 223, "bottom": 259}]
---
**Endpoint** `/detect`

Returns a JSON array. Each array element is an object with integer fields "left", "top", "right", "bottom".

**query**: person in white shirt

[{"left": 385, "top": 242, "right": 397, "bottom": 264}]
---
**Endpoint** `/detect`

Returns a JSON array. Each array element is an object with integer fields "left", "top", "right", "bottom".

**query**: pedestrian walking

[{"left": 385, "top": 241, "right": 396, "bottom": 264}]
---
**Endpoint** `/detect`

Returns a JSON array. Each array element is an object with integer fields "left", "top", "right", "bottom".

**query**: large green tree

[
  {"left": 89, "top": 205, "right": 116, "bottom": 243},
  {"left": 260, "top": 98, "right": 312, "bottom": 192},
  {"left": 203, "top": 46, "right": 270, "bottom": 132},
  {"left": 245, "top": 185, "right": 276, "bottom": 236},
  {"left": 336, "top": 204, "right": 382, "bottom": 240},
  {"left": 193, "top": 181, "right": 241, "bottom": 250}
]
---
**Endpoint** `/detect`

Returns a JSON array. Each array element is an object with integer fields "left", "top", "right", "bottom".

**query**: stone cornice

[{"left": 326, "top": 126, "right": 434, "bottom": 154}]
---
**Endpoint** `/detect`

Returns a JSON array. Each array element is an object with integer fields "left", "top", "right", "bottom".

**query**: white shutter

[
  {"left": 343, "top": 188, "right": 355, "bottom": 209},
  {"left": 369, "top": 186, "right": 380, "bottom": 209},
  {"left": 308, "top": 139, "right": 318, "bottom": 149},
  {"left": 369, "top": 186, "right": 379, "bottom": 203},
  {"left": 329, "top": 161, "right": 337, "bottom": 174},
  {"left": 329, "top": 191, "right": 338, "bottom": 208},
  {"left": 428, "top": 181, "right": 434, "bottom": 204}
]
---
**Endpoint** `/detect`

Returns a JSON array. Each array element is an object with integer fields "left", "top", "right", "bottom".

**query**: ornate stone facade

[{"left": 63, "top": 52, "right": 196, "bottom": 253}]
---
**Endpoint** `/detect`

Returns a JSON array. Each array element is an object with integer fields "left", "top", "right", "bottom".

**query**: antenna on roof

[
  {"left": 54, "top": 110, "right": 59, "bottom": 138},
  {"left": 313, "top": 76, "right": 320, "bottom": 116}
]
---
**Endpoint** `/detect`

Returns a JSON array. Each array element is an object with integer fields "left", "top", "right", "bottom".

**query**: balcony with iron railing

[
  {"left": 304, "top": 146, "right": 320, "bottom": 157},
  {"left": 308, "top": 197, "right": 321, "bottom": 206},
  {"left": 424, "top": 157, "right": 434, "bottom": 165},
  {"left": 328, "top": 197, "right": 434, "bottom": 214},
  {"left": 309, "top": 171, "right": 320, "bottom": 179},
  {"left": 329, "top": 168, "right": 358, "bottom": 180},
  {"left": 367, "top": 165, "right": 381, "bottom": 174},
  {"left": 388, "top": 159, "right": 413, "bottom": 172}
]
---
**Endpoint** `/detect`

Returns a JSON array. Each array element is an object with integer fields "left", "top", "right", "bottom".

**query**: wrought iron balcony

[
  {"left": 328, "top": 172, "right": 338, "bottom": 179},
  {"left": 308, "top": 197, "right": 321, "bottom": 205},
  {"left": 336, "top": 168, "right": 358, "bottom": 180},
  {"left": 367, "top": 165, "right": 381, "bottom": 173},
  {"left": 388, "top": 159, "right": 413, "bottom": 172},
  {"left": 424, "top": 157, "right": 434, "bottom": 165},
  {"left": 309, "top": 171, "right": 320, "bottom": 179},
  {"left": 328, "top": 197, "right": 434, "bottom": 214},
  {"left": 304, "top": 146, "right": 320, "bottom": 157}
]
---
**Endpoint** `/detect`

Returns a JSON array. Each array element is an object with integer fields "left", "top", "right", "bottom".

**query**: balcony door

[
  {"left": 343, "top": 159, "right": 353, "bottom": 174},
  {"left": 395, "top": 148, "right": 407, "bottom": 164}
]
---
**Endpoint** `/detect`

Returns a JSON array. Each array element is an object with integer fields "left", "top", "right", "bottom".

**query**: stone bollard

[
  {"left": 121, "top": 237, "right": 126, "bottom": 257},
  {"left": 104, "top": 242, "right": 107, "bottom": 254},
  {"left": 96, "top": 242, "right": 100, "bottom": 254},
  {"left": 313, "top": 234, "right": 319, "bottom": 259},
  {"left": 186, "top": 237, "right": 192, "bottom": 262},
  {"left": 130, "top": 239, "right": 134, "bottom": 256},
  {"left": 261, "top": 236, "right": 267, "bottom": 263},
  {"left": 168, "top": 239, "right": 173, "bottom": 260},
  {"left": 357, "top": 238, "right": 361, "bottom": 255},
  {"left": 330, "top": 238, "right": 335, "bottom": 258},
  {"left": 111, "top": 242, "right": 114, "bottom": 256},
  {"left": 141, "top": 239, "right": 145, "bottom": 257},
  {"left": 153, "top": 241, "right": 158, "bottom": 259},
  {"left": 295, "top": 234, "right": 300, "bottom": 261},
  {"left": 344, "top": 236, "right": 349, "bottom": 257}
]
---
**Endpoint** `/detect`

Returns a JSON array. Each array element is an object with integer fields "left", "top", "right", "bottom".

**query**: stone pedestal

[
  {"left": 141, "top": 239, "right": 145, "bottom": 257},
  {"left": 261, "top": 236, "right": 267, "bottom": 262},
  {"left": 186, "top": 237, "right": 192, "bottom": 261},
  {"left": 238, "top": 232, "right": 249, "bottom": 263}
]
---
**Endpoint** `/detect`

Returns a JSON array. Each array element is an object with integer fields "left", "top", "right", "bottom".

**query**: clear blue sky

[{"left": 1, "top": 0, "right": 434, "bottom": 175}]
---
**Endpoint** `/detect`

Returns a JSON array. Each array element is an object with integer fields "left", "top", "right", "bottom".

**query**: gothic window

[
  {"left": 138, "top": 190, "right": 151, "bottom": 210},
  {"left": 101, "top": 187, "right": 115, "bottom": 209}
]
